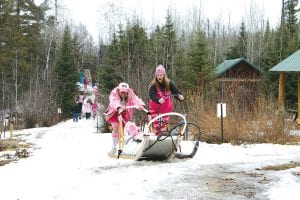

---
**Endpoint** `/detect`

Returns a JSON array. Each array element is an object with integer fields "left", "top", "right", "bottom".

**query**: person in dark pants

[
  {"left": 73, "top": 101, "right": 81, "bottom": 122},
  {"left": 76, "top": 92, "right": 84, "bottom": 119}
]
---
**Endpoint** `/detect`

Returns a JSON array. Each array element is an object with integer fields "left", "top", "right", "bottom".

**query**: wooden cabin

[{"left": 215, "top": 58, "right": 263, "bottom": 111}]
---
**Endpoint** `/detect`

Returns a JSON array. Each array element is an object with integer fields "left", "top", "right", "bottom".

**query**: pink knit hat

[{"left": 155, "top": 64, "right": 166, "bottom": 75}]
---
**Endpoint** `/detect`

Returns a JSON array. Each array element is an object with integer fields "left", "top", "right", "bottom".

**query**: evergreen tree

[
  {"left": 0, "top": 0, "right": 45, "bottom": 111},
  {"left": 260, "top": 22, "right": 279, "bottom": 97},
  {"left": 226, "top": 22, "right": 247, "bottom": 59},
  {"left": 54, "top": 25, "right": 78, "bottom": 118},
  {"left": 183, "top": 30, "right": 212, "bottom": 91},
  {"left": 150, "top": 25, "right": 164, "bottom": 66},
  {"left": 173, "top": 31, "right": 187, "bottom": 85},
  {"left": 161, "top": 12, "right": 177, "bottom": 79},
  {"left": 122, "top": 22, "right": 153, "bottom": 97},
  {"left": 276, "top": 0, "right": 299, "bottom": 59},
  {"left": 98, "top": 32, "right": 122, "bottom": 94},
  {"left": 98, "top": 22, "right": 153, "bottom": 93}
]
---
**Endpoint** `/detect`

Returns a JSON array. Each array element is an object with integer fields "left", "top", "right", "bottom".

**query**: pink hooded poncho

[{"left": 104, "top": 84, "right": 145, "bottom": 124}]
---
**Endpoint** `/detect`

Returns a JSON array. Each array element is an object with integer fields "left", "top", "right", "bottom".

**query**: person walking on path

[
  {"left": 80, "top": 70, "right": 85, "bottom": 84},
  {"left": 83, "top": 76, "right": 88, "bottom": 90},
  {"left": 83, "top": 99, "right": 92, "bottom": 120},
  {"left": 72, "top": 101, "right": 81, "bottom": 122},
  {"left": 93, "top": 84, "right": 99, "bottom": 97},
  {"left": 77, "top": 92, "right": 85, "bottom": 119},
  {"left": 104, "top": 82, "right": 145, "bottom": 155},
  {"left": 148, "top": 64, "right": 184, "bottom": 135}
]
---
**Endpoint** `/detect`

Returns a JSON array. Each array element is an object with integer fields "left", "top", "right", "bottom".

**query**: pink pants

[{"left": 149, "top": 98, "right": 173, "bottom": 135}]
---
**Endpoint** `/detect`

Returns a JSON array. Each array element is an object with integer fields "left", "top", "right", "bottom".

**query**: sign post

[
  {"left": 57, "top": 108, "right": 62, "bottom": 120},
  {"left": 217, "top": 103, "right": 226, "bottom": 143}
]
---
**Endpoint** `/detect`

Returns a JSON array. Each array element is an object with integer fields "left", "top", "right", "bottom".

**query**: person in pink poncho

[
  {"left": 149, "top": 65, "right": 184, "bottom": 135},
  {"left": 104, "top": 82, "right": 145, "bottom": 154}
]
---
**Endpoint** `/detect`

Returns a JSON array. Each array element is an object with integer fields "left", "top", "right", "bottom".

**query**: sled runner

[
  {"left": 108, "top": 135, "right": 179, "bottom": 160},
  {"left": 133, "top": 135, "right": 180, "bottom": 160},
  {"left": 109, "top": 106, "right": 201, "bottom": 161}
]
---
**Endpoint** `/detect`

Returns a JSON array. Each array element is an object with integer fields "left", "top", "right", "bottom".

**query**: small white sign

[
  {"left": 217, "top": 103, "right": 226, "bottom": 118},
  {"left": 57, "top": 108, "right": 62, "bottom": 114}
]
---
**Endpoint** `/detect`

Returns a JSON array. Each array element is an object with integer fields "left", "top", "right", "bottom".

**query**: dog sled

[{"left": 108, "top": 106, "right": 201, "bottom": 161}]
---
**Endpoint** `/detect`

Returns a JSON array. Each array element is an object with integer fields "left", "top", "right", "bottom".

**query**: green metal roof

[
  {"left": 270, "top": 49, "right": 300, "bottom": 72},
  {"left": 215, "top": 58, "right": 263, "bottom": 76}
]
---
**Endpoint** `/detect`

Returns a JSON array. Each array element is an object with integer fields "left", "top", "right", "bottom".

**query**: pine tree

[
  {"left": 0, "top": 0, "right": 45, "bottom": 113},
  {"left": 122, "top": 22, "right": 153, "bottom": 97},
  {"left": 54, "top": 25, "right": 78, "bottom": 118},
  {"left": 183, "top": 30, "right": 212, "bottom": 91},
  {"left": 97, "top": 32, "right": 122, "bottom": 94},
  {"left": 161, "top": 12, "right": 177, "bottom": 80},
  {"left": 276, "top": 0, "right": 299, "bottom": 59},
  {"left": 260, "top": 22, "right": 279, "bottom": 97},
  {"left": 150, "top": 25, "right": 164, "bottom": 66},
  {"left": 226, "top": 22, "right": 247, "bottom": 59},
  {"left": 173, "top": 31, "right": 187, "bottom": 85},
  {"left": 98, "top": 22, "right": 153, "bottom": 98}
]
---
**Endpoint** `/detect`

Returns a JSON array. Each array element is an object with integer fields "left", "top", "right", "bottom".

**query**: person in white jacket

[{"left": 82, "top": 99, "right": 92, "bottom": 119}]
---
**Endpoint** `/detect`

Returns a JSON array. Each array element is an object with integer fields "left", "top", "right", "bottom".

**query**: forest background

[{"left": 1, "top": 0, "right": 300, "bottom": 144}]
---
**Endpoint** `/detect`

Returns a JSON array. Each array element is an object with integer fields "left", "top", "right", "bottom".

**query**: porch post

[{"left": 278, "top": 72, "right": 285, "bottom": 111}]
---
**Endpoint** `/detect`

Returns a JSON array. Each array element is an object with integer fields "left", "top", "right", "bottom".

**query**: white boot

[
  {"left": 108, "top": 147, "right": 117, "bottom": 156},
  {"left": 108, "top": 136, "right": 118, "bottom": 156},
  {"left": 112, "top": 136, "right": 118, "bottom": 148}
]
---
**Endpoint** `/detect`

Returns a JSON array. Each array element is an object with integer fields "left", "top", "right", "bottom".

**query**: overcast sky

[{"left": 37, "top": 0, "right": 283, "bottom": 43}]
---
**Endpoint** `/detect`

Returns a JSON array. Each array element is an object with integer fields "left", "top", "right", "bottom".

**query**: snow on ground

[{"left": 0, "top": 118, "right": 300, "bottom": 200}]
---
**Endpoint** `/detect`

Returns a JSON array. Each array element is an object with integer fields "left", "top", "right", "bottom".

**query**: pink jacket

[
  {"left": 104, "top": 86, "right": 145, "bottom": 121},
  {"left": 92, "top": 102, "right": 98, "bottom": 111},
  {"left": 83, "top": 77, "right": 88, "bottom": 85}
]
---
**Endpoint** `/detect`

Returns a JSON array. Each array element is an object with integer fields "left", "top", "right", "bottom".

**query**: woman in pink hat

[
  {"left": 149, "top": 64, "right": 184, "bottom": 135},
  {"left": 104, "top": 82, "right": 145, "bottom": 155}
]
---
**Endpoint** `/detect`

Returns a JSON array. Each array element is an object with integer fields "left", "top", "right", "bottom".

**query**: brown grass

[
  {"left": 182, "top": 89, "right": 298, "bottom": 144},
  {"left": 0, "top": 139, "right": 21, "bottom": 151},
  {"left": 259, "top": 162, "right": 300, "bottom": 171},
  {"left": 0, "top": 138, "right": 31, "bottom": 166},
  {"left": 0, "top": 160, "right": 14, "bottom": 166},
  {"left": 0, "top": 138, "right": 31, "bottom": 151}
]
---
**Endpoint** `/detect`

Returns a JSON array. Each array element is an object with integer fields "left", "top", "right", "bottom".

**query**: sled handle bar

[
  {"left": 118, "top": 105, "right": 149, "bottom": 115},
  {"left": 144, "top": 112, "right": 187, "bottom": 136}
]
